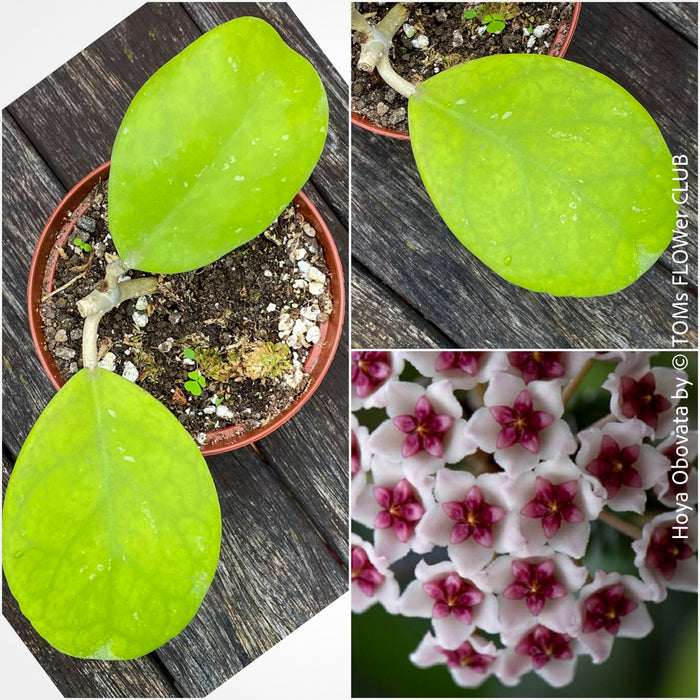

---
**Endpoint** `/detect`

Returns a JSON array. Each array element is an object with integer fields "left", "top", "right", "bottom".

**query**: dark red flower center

[
  {"left": 442, "top": 485, "right": 505, "bottom": 548},
  {"left": 422, "top": 572, "right": 485, "bottom": 624},
  {"left": 508, "top": 352, "right": 565, "bottom": 384},
  {"left": 502, "top": 559, "right": 567, "bottom": 616},
  {"left": 435, "top": 351, "right": 482, "bottom": 376},
  {"left": 644, "top": 524, "right": 693, "bottom": 580},
  {"left": 439, "top": 640, "right": 495, "bottom": 673},
  {"left": 490, "top": 389, "right": 554, "bottom": 453},
  {"left": 373, "top": 478, "right": 425, "bottom": 542},
  {"left": 582, "top": 582, "right": 638, "bottom": 635},
  {"left": 351, "top": 546, "right": 385, "bottom": 597},
  {"left": 393, "top": 395, "right": 455, "bottom": 458},
  {"left": 515, "top": 624, "right": 573, "bottom": 669},
  {"left": 585, "top": 434, "right": 642, "bottom": 498},
  {"left": 520, "top": 476, "right": 584, "bottom": 538},
  {"left": 619, "top": 372, "right": 672, "bottom": 431},
  {"left": 351, "top": 351, "right": 392, "bottom": 399},
  {"left": 351, "top": 430, "right": 361, "bottom": 476}
]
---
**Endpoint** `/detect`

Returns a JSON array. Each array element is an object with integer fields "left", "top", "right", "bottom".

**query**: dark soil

[
  {"left": 352, "top": 2, "right": 575, "bottom": 134},
  {"left": 41, "top": 180, "right": 333, "bottom": 445}
]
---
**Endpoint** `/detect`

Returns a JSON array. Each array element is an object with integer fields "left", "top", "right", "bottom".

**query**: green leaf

[
  {"left": 187, "top": 370, "right": 200, "bottom": 380},
  {"left": 2, "top": 368, "right": 220, "bottom": 659},
  {"left": 483, "top": 13, "right": 492, "bottom": 22},
  {"left": 464, "top": 9, "right": 477, "bottom": 19},
  {"left": 408, "top": 55, "right": 676, "bottom": 296},
  {"left": 183, "top": 348, "right": 196, "bottom": 360},
  {"left": 185, "top": 380, "right": 202, "bottom": 396},
  {"left": 487, "top": 19, "right": 506, "bottom": 32},
  {"left": 198, "top": 375, "right": 206, "bottom": 388},
  {"left": 109, "top": 17, "right": 328, "bottom": 274}
]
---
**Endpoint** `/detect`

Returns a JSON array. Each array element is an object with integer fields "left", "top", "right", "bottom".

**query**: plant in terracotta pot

[
  {"left": 3, "top": 16, "right": 341, "bottom": 661},
  {"left": 351, "top": 2, "right": 676, "bottom": 298}
]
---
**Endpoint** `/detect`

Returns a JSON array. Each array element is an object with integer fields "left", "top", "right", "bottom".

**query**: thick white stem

[
  {"left": 355, "top": 3, "right": 410, "bottom": 74},
  {"left": 82, "top": 311, "right": 105, "bottom": 371},
  {"left": 376, "top": 53, "right": 417, "bottom": 98}
]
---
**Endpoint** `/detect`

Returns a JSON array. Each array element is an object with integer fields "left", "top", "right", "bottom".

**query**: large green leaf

[
  {"left": 409, "top": 55, "right": 676, "bottom": 296},
  {"left": 3, "top": 368, "right": 221, "bottom": 659},
  {"left": 109, "top": 17, "right": 328, "bottom": 274}
]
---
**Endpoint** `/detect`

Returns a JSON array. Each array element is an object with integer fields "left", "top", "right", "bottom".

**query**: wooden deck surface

[
  {"left": 2, "top": 3, "right": 348, "bottom": 697},
  {"left": 351, "top": 2, "right": 698, "bottom": 349}
]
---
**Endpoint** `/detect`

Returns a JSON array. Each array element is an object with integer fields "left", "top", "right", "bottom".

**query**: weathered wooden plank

[
  {"left": 1, "top": 113, "right": 63, "bottom": 456},
  {"left": 183, "top": 2, "right": 350, "bottom": 228},
  {"left": 2, "top": 456, "right": 182, "bottom": 699},
  {"left": 154, "top": 448, "right": 347, "bottom": 697},
  {"left": 351, "top": 262, "right": 455, "bottom": 349},
  {"left": 351, "top": 123, "right": 698, "bottom": 349},
  {"left": 7, "top": 3, "right": 201, "bottom": 189},
  {"left": 350, "top": 2, "right": 697, "bottom": 349},
  {"left": 566, "top": 2, "right": 698, "bottom": 273},
  {"left": 643, "top": 1, "right": 698, "bottom": 44}
]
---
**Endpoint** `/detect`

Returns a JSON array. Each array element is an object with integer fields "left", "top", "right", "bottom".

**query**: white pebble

[
  {"left": 266, "top": 303, "right": 277, "bottom": 312},
  {"left": 527, "top": 35, "right": 536, "bottom": 48},
  {"left": 306, "top": 266, "right": 326, "bottom": 284},
  {"left": 403, "top": 23, "right": 416, "bottom": 38},
  {"left": 157, "top": 337, "right": 174, "bottom": 353},
  {"left": 216, "top": 404, "right": 234, "bottom": 421},
  {"left": 122, "top": 361, "right": 139, "bottom": 383},
  {"left": 134, "top": 296, "right": 148, "bottom": 311},
  {"left": 278, "top": 313, "right": 294, "bottom": 331},
  {"left": 98, "top": 352, "right": 117, "bottom": 372},
  {"left": 411, "top": 34, "right": 429, "bottom": 49},
  {"left": 297, "top": 260, "right": 311, "bottom": 275},
  {"left": 533, "top": 24, "right": 550, "bottom": 38},
  {"left": 263, "top": 269, "right": 273, "bottom": 277},
  {"left": 203, "top": 406, "right": 217, "bottom": 415},
  {"left": 294, "top": 248, "right": 307, "bottom": 260},
  {"left": 306, "top": 326, "right": 321, "bottom": 344},
  {"left": 54, "top": 329, "right": 68, "bottom": 343},
  {"left": 132, "top": 311, "right": 149, "bottom": 328},
  {"left": 308, "top": 281, "right": 324, "bottom": 296}
]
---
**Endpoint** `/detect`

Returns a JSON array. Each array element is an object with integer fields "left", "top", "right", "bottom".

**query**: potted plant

[
  {"left": 351, "top": 1, "right": 677, "bottom": 298},
  {"left": 3, "top": 15, "right": 343, "bottom": 662},
  {"left": 351, "top": 2, "right": 582, "bottom": 138}
]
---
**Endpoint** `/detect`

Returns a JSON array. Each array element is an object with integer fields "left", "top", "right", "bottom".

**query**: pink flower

[
  {"left": 576, "top": 420, "right": 669, "bottom": 513},
  {"left": 632, "top": 512, "right": 697, "bottom": 600},
  {"left": 368, "top": 380, "right": 475, "bottom": 480},
  {"left": 604, "top": 364, "right": 683, "bottom": 439},
  {"left": 417, "top": 471, "right": 521, "bottom": 576},
  {"left": 352, "top": 456, "right": 433, "bottom": 563},
  {"left": 401, "top": 351, "right": 509, "bottom": 390},
  {"left": 508, "top": 458, "right": 605, "bottom": 558},
  {"left": 350, "top": 535, "right": 400, "bottom": 614},
  {"left": 393, "top": 395, "right": 455, "bottom": 458},
  {"left": 400, "top": 560, "right": 500, "bottom": 647},
  {"left": 520, "top": 477, "right": 584, "bottom": 538},
  {"left": 411, "top": 632, "right": 500, "bottom": 688},
  {"left": 351, "top": 351, "right": 402, "bottom": 409},
  {"left": 577, "top": 571, "right": 654, "bottom": 663},
  {"left": 653, "top": 431, "right": 698, "bottom": 508},
  {"left": 500, "top": 624, "right": 580, "bottom": 687},
  {"left": 508, "top": 352, "right": 566, "bottom": 384},
  {"left": 475, "top": 550, "right": 585, "bottom": 636},
  {"left": 466, "top": 372, "right": 575, "bottom": 476},
  {"left": 490, "top": 389, "right": 555, "bottom": 453},
  {"left": 350, "top": 416, "right": 372, "bottom": 508}
]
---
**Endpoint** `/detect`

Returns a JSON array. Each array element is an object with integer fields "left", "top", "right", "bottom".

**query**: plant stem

[
  {"left": 562, "top": 356, "right": 596, "bottom": 405},
  {"left": 353, "top": 2, "right": 414, "bottom": 97},
  {"left": 599, "top": 510, "right": 643, "bottom": 540},
  {"left": 78, "top": 255, "right": 158, "bottom": 371}
]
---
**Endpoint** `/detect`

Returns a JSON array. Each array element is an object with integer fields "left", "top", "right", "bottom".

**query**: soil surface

[
  {"left": 40, "top": 180, "right": 333, "bottom": 444},
  {"left": 352, "top": 2, "right": 575, "bottom": 134}
]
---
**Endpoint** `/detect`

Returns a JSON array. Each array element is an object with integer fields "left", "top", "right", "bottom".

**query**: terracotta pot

[
  {"left": 27, "top": 162, "right": 345, "bottom": 456},
  {"left": 351, "top": 2, "right": 583, "bottom": 139}
]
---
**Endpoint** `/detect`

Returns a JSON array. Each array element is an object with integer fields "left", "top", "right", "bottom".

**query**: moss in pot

[{"left": 4, "top": 16, "right": 334, "bottom": 661}]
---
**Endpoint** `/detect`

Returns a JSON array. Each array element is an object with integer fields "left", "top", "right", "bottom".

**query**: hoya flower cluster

[{"left": 351, "top": 351, "right": 697, "bottom": 689}]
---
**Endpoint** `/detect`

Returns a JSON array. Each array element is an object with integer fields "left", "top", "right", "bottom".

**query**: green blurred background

[{"left": 352, "top": 353, "right": 698, "bottom": 697}]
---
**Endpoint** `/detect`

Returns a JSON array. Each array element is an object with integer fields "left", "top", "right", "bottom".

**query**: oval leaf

[
  {"left": 3, "top": 368, "right": 221, "bottom": 659},
  {"left": 409, "top": 54, "right": 676, "bottom": 296},
  {"left": 109, "top": 17, "right": 328, "bottom": 274}
]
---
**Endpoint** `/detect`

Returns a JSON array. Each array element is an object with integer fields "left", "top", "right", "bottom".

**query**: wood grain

[
  {"left": 350, "top": 2, "right": 698, "bottom": 350},
  {"left": 643, "top": 1, "right": 698, "bottom": 44}
]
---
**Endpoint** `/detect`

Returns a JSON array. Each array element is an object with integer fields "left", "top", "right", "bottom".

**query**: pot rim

[
  {"left": 27, "top": 161, "right": 346, "bottom": 456},
  {"left": 351, "top": 1, "right": 583, "bottom": 139}
]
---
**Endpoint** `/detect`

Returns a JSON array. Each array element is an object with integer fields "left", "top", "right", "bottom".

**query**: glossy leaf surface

[
  {"left": 3, "top": 368, "right": 221, "bottom": 659},
  {"left": 409, "top": 55, "right": 676, "bottom": 296},
  {"left": 109, "top": 17, "right": 328, "bottom": 274}
]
